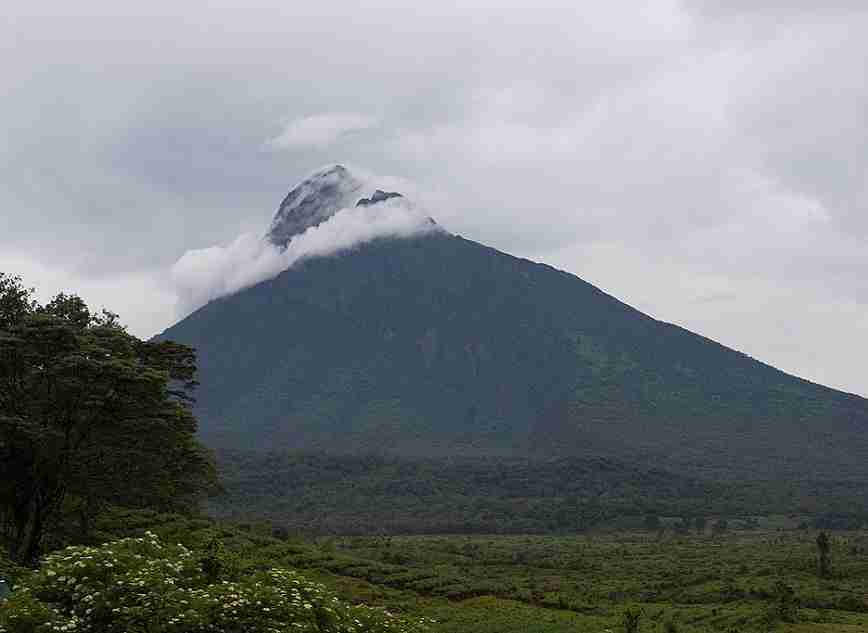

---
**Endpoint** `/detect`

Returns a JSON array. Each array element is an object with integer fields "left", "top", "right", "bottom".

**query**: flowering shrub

[{"left": 0, "top": 532, "right": 431, "bottom": 633}]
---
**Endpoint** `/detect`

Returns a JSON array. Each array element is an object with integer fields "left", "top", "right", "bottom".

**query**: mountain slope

[{"left": 160, "top": 199, "right": 868, "bottom": 480}]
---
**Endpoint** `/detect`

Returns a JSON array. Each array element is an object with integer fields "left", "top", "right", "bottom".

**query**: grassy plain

[
  {"left": 44, "top": 510, "right": 866, "bottom": 633},
  {"left": 326, "top": 528, "right": 868, "bottom": 632}
]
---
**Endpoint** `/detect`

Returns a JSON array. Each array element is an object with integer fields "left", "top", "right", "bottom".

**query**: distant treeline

[{"left": 211, "top": 450, "right": 868, "bottom": 535}]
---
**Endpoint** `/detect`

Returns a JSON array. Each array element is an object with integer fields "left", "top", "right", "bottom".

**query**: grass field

[
  {"left": 324, "top": 529, "right": 868, "bottom": 632},
  {"left": 71, "top": 510, "right": 868, "bottom": 633}
]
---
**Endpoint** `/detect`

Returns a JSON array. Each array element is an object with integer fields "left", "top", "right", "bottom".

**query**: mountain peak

[
  {"left": 266, "top": 165, "right": 428, "bottom": 247},
  {"left": 266, "top": 165, "right": 365, "bottom": 247}
]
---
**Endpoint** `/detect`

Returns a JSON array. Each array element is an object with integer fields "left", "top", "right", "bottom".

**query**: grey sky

[{"left": 2, "top": 1, "right": 866, "bottom": 396}]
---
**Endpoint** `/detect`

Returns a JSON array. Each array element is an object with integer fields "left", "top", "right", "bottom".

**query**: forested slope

[{"left": 160, "top": 231, "right": 868, "bottom": 481}]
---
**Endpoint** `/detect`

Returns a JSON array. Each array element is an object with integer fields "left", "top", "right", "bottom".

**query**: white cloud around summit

[{"left": 170, "top": 196, "right": 436, "bottom": 317}]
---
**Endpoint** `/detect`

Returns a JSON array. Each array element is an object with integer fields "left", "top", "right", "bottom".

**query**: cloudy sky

[{"left": 2, "top": 1, "right": 866, "bottom": 396}]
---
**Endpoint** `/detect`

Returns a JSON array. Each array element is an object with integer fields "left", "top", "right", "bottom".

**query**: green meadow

[{"left": 12, "top": 509, "right": 862, "bottom": 633}]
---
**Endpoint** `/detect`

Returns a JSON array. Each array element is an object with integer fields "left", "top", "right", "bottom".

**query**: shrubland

[{"left": 7, "top": 508, "right": 868, "bottom": 633}]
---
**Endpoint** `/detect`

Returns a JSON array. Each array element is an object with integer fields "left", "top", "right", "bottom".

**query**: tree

[
  {"left": 0, "top": 273, "right": 37, "bottom": 330},
  {"left": 0, "top": 273, "right": 218, "bottom": 564},
  {"left": 694, "top": 516, "right": 707, "bottom": 534},
  {"left": 816, "top": 531, "right": 831, "bottom": 578}
]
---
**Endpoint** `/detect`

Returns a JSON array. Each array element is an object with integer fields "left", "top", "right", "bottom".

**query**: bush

[
  {"left": 764, "top": 580, "right": 798, "bottom": 626},
  {"left": 621, "top": 606, "right": 642, "bottom": 633},
  {"left": 0, "top": 532, "right": 430, "bottom": 633}
]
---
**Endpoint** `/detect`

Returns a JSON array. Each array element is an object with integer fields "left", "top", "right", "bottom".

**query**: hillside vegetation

[
  {"left": 211, "top": 450, "right": 868, "bottom": 535},
  {"left": 160, "top": 233, "right": 868, "bottom": 482}
]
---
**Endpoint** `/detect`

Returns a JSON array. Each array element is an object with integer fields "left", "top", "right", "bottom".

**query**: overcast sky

[{"left": 2, "top": 1, "right": 866, "bottom": 396}]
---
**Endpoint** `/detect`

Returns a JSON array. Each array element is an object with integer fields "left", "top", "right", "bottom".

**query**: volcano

[{"left": 159, "top": 166, "right": 868, "bottom": 482}]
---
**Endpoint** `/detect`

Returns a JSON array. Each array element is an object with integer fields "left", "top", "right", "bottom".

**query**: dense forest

[{"left": 212, "top": 450, "right": 868, "bottom": 535}]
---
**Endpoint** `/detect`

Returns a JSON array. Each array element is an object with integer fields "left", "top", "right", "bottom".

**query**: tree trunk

[
  {"left": 11, "top": 502, "right": 44, "bottom": 566},
  {"left": 11, "top": 488, "right": 61, "bottom": 566}
]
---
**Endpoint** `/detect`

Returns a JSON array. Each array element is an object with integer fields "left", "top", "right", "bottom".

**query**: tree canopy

[{"left": 0, "top": 273, "right": 218, "bottom": 564}]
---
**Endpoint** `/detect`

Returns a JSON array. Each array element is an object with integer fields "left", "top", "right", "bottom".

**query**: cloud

[
  {"left": 170, "top": 196, "right": 437, "bottom": 316},
  {"left": 0, "top": 250, "right": 176, "bottom": 338},
  {"left": 266, "top": 113, "right": 378, "bottom": 149}
]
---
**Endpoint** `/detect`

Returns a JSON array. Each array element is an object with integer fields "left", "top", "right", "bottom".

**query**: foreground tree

[{"left": 0, "top": 273, "right": 218, "bottom": 564}]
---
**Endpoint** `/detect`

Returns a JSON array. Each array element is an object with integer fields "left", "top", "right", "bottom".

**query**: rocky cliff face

[
  {"left": 266, "top": 165, "right": 364, "bottom": 247},
  {"left": 266, "top": 165, "right": 412, "bottom": 247}
]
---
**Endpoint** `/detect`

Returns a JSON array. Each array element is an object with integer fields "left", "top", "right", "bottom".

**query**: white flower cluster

[{"left": 0, "top": 533, "right": 430, "bottom": 633}]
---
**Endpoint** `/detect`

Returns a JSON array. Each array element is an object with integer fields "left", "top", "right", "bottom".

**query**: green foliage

[
  {"left": 212, "top": 450, "right": 868, "bottom": 536},
  {"left": 41, "top": 509, "right": 868, "bottom": 633},
  {"left": 0, "top": 274, "right": 37, "bottom": 331},
  {"left": 0, "top": 532, "right": 429, "bottom": 633},
  {"left": 621, "top": 606, "right": 642, "bottom": 632},
  {"left": 766, "top": 580, "right": 799, "bottom": 624},
  {"left": 213, "top": 451, "right": 732, "bottom": 534},
  {"left": 0, "top": 273, "right": 218, "bottom": 564},
  {"left": 197, "top": 534, "right": 238, "bottom": 584},
  {"left": 662, "top": 618, "right": 679, "bottom": 633}
]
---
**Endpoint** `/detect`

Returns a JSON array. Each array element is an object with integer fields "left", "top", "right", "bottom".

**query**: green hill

[{"left": 159, "top": 230, "right": 868, "bottom": 482}]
